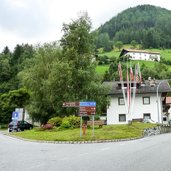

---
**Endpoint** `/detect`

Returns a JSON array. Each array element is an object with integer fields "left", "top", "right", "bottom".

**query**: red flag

[
  {"left": 127, "top": 66, "right": 130, "bottom": 111},
  {"left": 138, "top": 63, "right": 142, "bottom": 83},
  {"left": 118, "top": 63, "right": 123, "bottom": 81},
  {"left": 130, "top": 64, "right": 134, "bottom": 81}
]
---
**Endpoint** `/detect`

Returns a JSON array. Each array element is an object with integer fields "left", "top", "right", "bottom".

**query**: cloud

[
  {"left": 0, "top": 0, "right": 171, "bottom": 51},
  {"left": 0, "top": 0, "right": 51, "bottom": 38}
]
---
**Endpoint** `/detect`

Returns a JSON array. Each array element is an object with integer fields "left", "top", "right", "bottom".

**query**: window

[
  {"left": 143, "top": 97, "right": 150, "bottom": 104},
  {"left": 118, "top": 97, "right": 125, "bottom": 105},
  {"left": 143, "top": 113, "right": 151, "bottom": 119},
  {"left": 119, "top": 114, "right": 126, "bottom": 122},
  {"left": 163, "top": 116, "right": 167, "bottom": 121}
]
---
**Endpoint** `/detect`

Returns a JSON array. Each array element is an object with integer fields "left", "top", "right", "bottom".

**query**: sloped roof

[
  {"left": 103, "top": 80, "right": 171, "bottom": 95},
  {"left": 119, "top": 49, "right": 160, "bottom": 57}
]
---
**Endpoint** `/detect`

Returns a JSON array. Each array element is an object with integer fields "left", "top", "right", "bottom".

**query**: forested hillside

[{"left": 95, "top": 5, "right": 171, "bottom": 50}]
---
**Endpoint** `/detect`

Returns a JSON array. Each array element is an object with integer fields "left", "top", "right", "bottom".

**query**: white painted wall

[
  {"left": 127, "top": 52, "right": 160, "bottom": 61},
  {"left": 15, "top": 108, "right": 32, "bottom": 123},
  {"left": 107, "top": 93, "right": 162, "bottom": 125},
  {"left": 167, "top": 106, "right": 171, "bottom": 121}
]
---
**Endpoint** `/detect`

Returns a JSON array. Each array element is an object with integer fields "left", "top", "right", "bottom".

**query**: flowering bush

[{"left": 42, "top": 123, "right": 53, "bottom": 129}]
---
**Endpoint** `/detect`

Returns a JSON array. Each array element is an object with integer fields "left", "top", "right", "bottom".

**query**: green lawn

[
  {"left": 98, "top": 50, "right": 121, "bottom": 58},
  {"left": 149, "top": 49, "right": 171, "bottom": 60},
  {"left": 96, "top": 65, "right": 109, "bottom": 74},
  {"left": 12, "top": 122, "right": 155, "bottom": 141},
  {"left": 96, "top": 47, "right": 171, "bottom": 75},
  {"left": 99, "top": 47, "right": 171, "bottom": 60}
]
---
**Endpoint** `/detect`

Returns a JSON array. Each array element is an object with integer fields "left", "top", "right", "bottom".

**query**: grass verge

[{"left": 12, "top": 122, "right": 155, "bottom": 141}]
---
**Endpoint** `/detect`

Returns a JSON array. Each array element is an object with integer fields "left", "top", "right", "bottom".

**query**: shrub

[
  {"left": 60, "top": 115, "right": 80, "bottom": 129},
  {"left": 94, "top": 115, "right": 100, "bottom": 120},
  {"left": 48, "top": 117, "right": 62, "bottom": 127},
  {"left": 42, "top": 123, "right": 53, "bottom": 130},
  {"left": 60, "top": 120, "right": 70, "bottom": 129}
]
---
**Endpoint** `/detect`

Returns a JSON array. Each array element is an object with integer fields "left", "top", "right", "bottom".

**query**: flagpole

[
  {"left": 126, "top": 62, "right": 130, "bottom": 115},
  {"left": 118, "top": 62, "right": 128, "bottom": 115},
  {"left": 130, "top": 64, "right": 138, "bottom": 116}
]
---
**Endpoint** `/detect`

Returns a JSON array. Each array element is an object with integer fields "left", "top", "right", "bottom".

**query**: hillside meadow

[{"left": 96, "top": 47, "right": 171, "bottom": 75}]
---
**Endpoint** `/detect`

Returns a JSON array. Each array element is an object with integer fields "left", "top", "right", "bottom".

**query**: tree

[
  {"left": 0, "top": 52, "right": 13, "bottom": 93},
  {"left": 0, "top": 88, "right": 30, "bottom": 124},
  {"left": 18, "top": 43, "right": 68, "bottom": 124},
  {"left": 19, "top": 13, "right": 109, "bottom": 123},
  {"left": 130, "top": 40, "right": 138, "bottom": 49},
  {"left": 2, "top": 46, "right": 11, "bottom": 55},
  {"left": 115, "top": 41, "right": 123, "bottom": 51},
  {"left": 60, "top": 12, "right": 109, "bottom": 114},
  {"left": 95, "top": 33, "right": 113, "bottom": 52}
]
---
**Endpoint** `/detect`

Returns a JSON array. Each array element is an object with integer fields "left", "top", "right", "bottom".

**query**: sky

[{"left": 0, "top": 0, "right": 171, "bottom": 52}]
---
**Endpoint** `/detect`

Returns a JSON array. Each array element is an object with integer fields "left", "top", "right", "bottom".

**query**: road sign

[
  {"left": 62, "top": 101, "right": 96, "bottom": 115},
  {"left": 79, "top": 106, "right": 96, "bottom": 115},
  {"left": 79, "top": 101, "right": 96, "bottom": 107},
  {"left": 79, "top": 106, "right": 96, "bottom": 112},
  {"left": 12, "top": 111, "right": 19, "bottom": 120},
  {"left": 62, "top": 102, "right": 79, "bottom": 107}
]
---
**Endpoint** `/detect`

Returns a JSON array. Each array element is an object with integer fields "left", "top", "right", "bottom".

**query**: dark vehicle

[{"left": 8, "top": 120, "right": 33, "bottom": 132}]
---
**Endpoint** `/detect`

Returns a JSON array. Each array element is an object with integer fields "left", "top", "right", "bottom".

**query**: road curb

[{"left": 3, "top": 133, "right": 144, "bottom": 144}]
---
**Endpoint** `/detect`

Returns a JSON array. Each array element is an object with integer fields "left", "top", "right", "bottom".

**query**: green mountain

[{"left": 95, "top": 5, "right": 171, "bottom": 49}]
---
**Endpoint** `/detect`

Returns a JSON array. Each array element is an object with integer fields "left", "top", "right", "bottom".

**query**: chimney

[{"left": 150, "top": 78, "right": 156, "bottom": 87}]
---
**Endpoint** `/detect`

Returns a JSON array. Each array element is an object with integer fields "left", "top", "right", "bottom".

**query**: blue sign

[
  {"left": 79, "top": 101, "right": 96, "bottom": 107},
  {"left": 12, "top": 111, "right": 19, "bottom": 120}
]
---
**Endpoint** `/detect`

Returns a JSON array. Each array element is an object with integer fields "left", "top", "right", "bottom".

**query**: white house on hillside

[
  {"left": 119, "top": 49, "right": 161, "bottom": 61},
  {"left": 104, "top": 80, "right": 171, "bottom": 125}
]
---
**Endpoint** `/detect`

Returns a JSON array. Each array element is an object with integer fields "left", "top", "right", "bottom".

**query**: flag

[
  {"left": 127, "top": 65, "right": 130, "bottom": 112},
  {"left": 135, "top": 64, "right": 139, "bottom": 83},
  {"left": 130, "top": 64, "right": 134, "bottom": 81},
  {"left": 138, "top": 62, "right": 142, "bottom": 83},
  {"left": 118, "top": 62, "right": 123, "bottom": 81}
]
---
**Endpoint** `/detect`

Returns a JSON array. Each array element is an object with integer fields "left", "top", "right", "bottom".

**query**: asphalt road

[{"left": 0, "top": 131, "right": 171, "bottom": 171}]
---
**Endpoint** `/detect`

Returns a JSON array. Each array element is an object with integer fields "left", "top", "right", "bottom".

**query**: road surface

[{"left": 0, "top": 131, "right": 171, "bottom": 171}]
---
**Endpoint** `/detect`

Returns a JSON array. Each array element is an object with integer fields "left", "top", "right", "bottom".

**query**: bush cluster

[
  {"left": 47, "top": 115, "right": 81, "bottom": 129},
  {"left": 48, "top": 117, "right": 62, "bottom": 127},
  {"left": 60, "top": 115, "right": 80, "bottom": 129}
]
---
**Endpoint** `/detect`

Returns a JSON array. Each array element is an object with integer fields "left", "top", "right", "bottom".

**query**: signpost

[
  {"left": 79, "top": 106, "right": 96, "bottom": 115},
  {"left": 12, "top": 111, "right": 19, "bottom": 120},
  {"left": 79, "top": 101, "right": 96, "bottom": 138},
  {"left": 79, "top": 102, "right": 96, "bottom": 107},
  {"left": 62, "top": 101, "right": 96, "bottom": 138},
  {"left": 62, "top": 102, "right": 79, "bottom": 107},
  {"left": 79, "top": 101, "right": 96, "bottom": 115}
]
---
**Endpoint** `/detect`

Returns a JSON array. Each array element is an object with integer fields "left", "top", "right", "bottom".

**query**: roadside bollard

[{"left": 82, "top": 122, "right": 87, "bottom": 135}]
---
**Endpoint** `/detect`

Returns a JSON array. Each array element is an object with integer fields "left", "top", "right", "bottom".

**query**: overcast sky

[{"left": 0, "top": 0, "right": 171, "bottom": 52}]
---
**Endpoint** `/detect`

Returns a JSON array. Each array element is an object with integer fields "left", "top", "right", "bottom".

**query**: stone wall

[{"left": 144, "top": 125, "right": 171, "bottom": 137}]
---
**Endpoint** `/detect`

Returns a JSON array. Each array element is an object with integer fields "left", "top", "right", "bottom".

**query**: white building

[
  {"left": 119, "top": 49, "right": 161, "bottom": 61},
  {"left": 104, "top": 80, "right": 171, "bottom": 125},
  {"left": 165, "top": 97, "right": 171, "bottom": 124}
]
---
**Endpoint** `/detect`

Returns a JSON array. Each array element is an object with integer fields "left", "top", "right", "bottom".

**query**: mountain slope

[{"left": 95, "top": 5, "right": 171, "bottom": 49}]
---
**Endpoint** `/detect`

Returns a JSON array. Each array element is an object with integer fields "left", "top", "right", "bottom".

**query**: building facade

[
  {"left": 119, "top": 49, "right": 161, "bottom": 61},
  {"left": 104, "top": 80, "right": 171, "bottom": 125}
]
